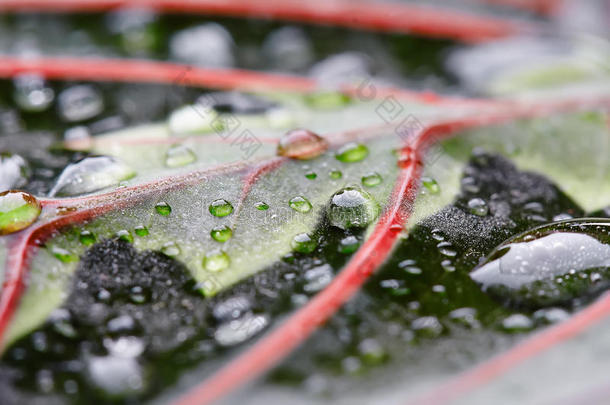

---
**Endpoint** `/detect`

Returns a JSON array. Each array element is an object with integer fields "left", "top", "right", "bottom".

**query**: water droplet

[
  {"left": 106, "top": 315, "right": 136, "bottom": 334},
  {"left": 304, "top": 91, "right": 351, "bottom": 109},
  {"left": 212, "top": 296, "right": 251, "bottom": 322},
  {"left": 339, "top": 235, "right": 360, "bottom": 254},
  {"left": 277, "top": 129, "right": 328, "bottom": 160},
  {"left": 165, "top": 144, "right": 197, "bottom": 168},
  {"left": 502, "top": 314, "right": 533, "bottom": 332},
  {"left": 305, "top": 171, "right": 317, "bottom": 180},
  {"left": 412, "top": 316, "right": 444, "bottom": 337},
  {"left": 155, "top": 202, "right": 171, "bottom": 216},
  {"left": 329, "top": 169, "right": 342, "bottom": 179},
  {"left": 170, "top": 23, "right": 235, "bottom": 68},
  {"left": 303, "top": 264, "right": 333, "bottom": 292},
  {"left": 134, "top": 225, "right": 149, "bottom": 237},
  {"left": 327, "top": 186, "right": 380, "bottom": 229},
  {"left": 335, "top": 143, "right": 369, "bottom": 163},
  {"left": 449, "top": 308, "right": 480, "bottom": 329},
  {"left": 471, "top": 218, "right": 610, "bottom": 308},
  {"left": 399, "top": 259, "right": 422, "bottom": 275},
  {"left": 203, "top": 250, "right": 230, "bottom": 272},
  {"left": 58, "top": 85, "right": 104, "bottom": 122},
  {"left": 79, "top": 230, "right": 96, "bottom": 246},
  {"left": 214, "top": 313, "right": 269, "bottom": 346},
  {"left": 49, "top": 156, "right": 135, "bottom": 197},
  {"left": 358, "top": 338, "right": 387, "bottom": 365},
  {"left": 161, "top": 241, "right": 180, "bottom": 257},
  {"left": 533, "top": 307, "right": 570, "bottom": 325},
  {"left": 129, "top": 286, "right": 148, "bottom": 304},
  {"left": 13, "top": 74, "right": 54, "bottom": 112},
  {"left": 437, "top": 241, "right": 457, "bottom": 257},
  {"left": 421, "top": 176, "right": 440, "bottom": 194},
  {"left": 211, "top": 225, "right": 232, "bottom": 242},
  {"left": 116, "top": 229, "right": 133, "bottom": 243},
  {"left": 289, "top": 196, "right": 312, "bottom": 213},
  {"left": 467, "top": 198, "right": 489, "bottom": 216},
  {"left": 255, "top": 201, "right": 269, "bottom": 211},
  {"left": 361, "top": 172, "right": 382, "bottom": 187},
  {"left": 209, "top": 199, "right": 233, "bottom": 217},
  {"left": 51, "top": 246, "right": 78, "bottom": 263},
  {"left": 0, "top": 153, "right": 30, "bottom": 191},
  {"left": 441, "top": 259, "right": 456, "bottom": 272},
  {"left": 291, "top": 233, "right": 317, "bottom": 253},
  {"left": 0, "top": 190, "right": 41, "bottom": 235},
  {"left": 380, "top": 279, "right": 410, "bottom": 296}
]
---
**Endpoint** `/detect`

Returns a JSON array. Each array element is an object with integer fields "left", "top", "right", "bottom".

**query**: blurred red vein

[{"left": 0, "top": 0, "right": 534, "bottom": 43}]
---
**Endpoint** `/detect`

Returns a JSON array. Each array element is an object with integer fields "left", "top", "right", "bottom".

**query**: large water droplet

[
  {"left": 289, "top": 196, "right": 312, "bottom": 213},
  {"left": 471, "top": 218, "right": 610, "bottom": 308},
  {"left": 48, "top": 156, "right": 135, "bottom": 197},
  {"left": 327, "top": 186, "right": 380, "bottom": 230},
  {"left": 277, "top": 129, "right": 328, "bottom": 160},
  {"left": 165, "top": 144, "right": 196, "bottom": 168},
  {"left": 0, "top": 190, "right": 41, "bottom": 235},
  {"left": 13, "top": 74, "right": 54, "bottom": 112},
  {"left": 335, "top": 143, "right": 369, "bottom": 163},
  {"left": 209, "top": 199, "right": 233, "bottom": 217},
  {"left": 58, "top": 85, "right": 104, "bottom": 122},
  {"left": 255, "top": 201, "right": 269, "bottom": 211},
  {"left": 203, "top": 250, "right": 230, "bottom": 272},
  {"left": 0, "top": 153, "right": 30, "bottom": 191}
]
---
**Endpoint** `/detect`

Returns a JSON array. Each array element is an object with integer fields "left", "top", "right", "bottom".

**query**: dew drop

[
  {"left": 134, "top": 225, "right": 149, "bottom": 237},
  {"left": 339, "top": 235, "right": 360, "bottom": 254},
  {"left": 51, "top": 246, "right": 78, "bottom": 263},
  {"left": 58, "top": 85, "right": 104, "bottom": 122},
  {"left": 327, "top": 186, "right": 380, "bottom": 230},
  {"left": 211, "top": 225, "right": 232, "bottom": 242},
  {"left": 116, "top": 229, "right": 133, "bottom": 243},
  {"left": 277, "top": 129, "right": 328, "bottom": 160},
  {"left": 255, "top": 201, "right": 269, "bottom": 211},
  {"left": 291, "top": 233, "right": 317, "bottom": 253},
  {"left": 502, "top": 314, "right": 533, "bottom": 332},
  {"left": 467, "top": 198, "right": 489, "bottom": 217},
  {"left": 329, "top": 169, "right": 343, "bottom": 179},
  {"left": 0, "top": 190, "right": 41, "bottom": 235},
  {"left": 48, "top": 156, "right": 135, "bottom": 197},
  {"left": 305, "top": 171, "right": 317, "bottom": 180},
  {"left": 421, "top": 176, "right": 440, "bottom": 194},
  {"left": 79, "top": 230, "right": 96, "bottom": 246},
  {"left": 161, "top": 241, "right": 180, "bottom": 257},
  {"left": 214, "top": 313, "right": 269, "bottom": 347},
  {"left": 361, "top": 172, "right": 382, "bottom": 188},
  {"left": 471, "top": 218, "right": 610, "bottom": 308},
  {"left": 289, "top": 196, "right": 312, "bottom": 213},
  {"left": 335, "top": 143, "right": 369, "bottom": 163},
  {"left": 203, "top": 250, "right": 230, "bottom": 272},
  {"left": 165, "top": 144, "right": 197, "bottom": 168},
  {"left": 0, "top": 153, "right": 30, "bottom": 191},
  {"left": 13, "top": 74, "right": 54, "bottom": 113},
  {"left": 155, "top": 202, "right": 171, "bottom": 216},
  {"left": 209, "top": 199, "right": 233, "bottom": 217}
]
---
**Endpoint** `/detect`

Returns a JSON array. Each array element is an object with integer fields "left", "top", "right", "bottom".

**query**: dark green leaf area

[
  {"left": 271, "top": 152, "right": 586, "bottom": 393},
  {"left": 0, "top": 218, "right": 363, "bottom": 404}
]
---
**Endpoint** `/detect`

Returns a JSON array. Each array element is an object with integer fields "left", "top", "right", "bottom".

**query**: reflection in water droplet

[
  {"left": 277, "top": 129, "right": 328, "bottom": 160},
  {"left": 165, "top": 144, "right": 197, "bottom": 168},
  {"left": 291, "top": 233, "right": 317, "bottom": 253},
  {"left": 0, "top": 190, "right": 41, "bottom": 235},
  {"left": 361, "top": 172, "right": 382, "bottom": 188},
  {"left": 289, "top": 196, "right": 312, "bottom": 213},
  {"left": 327, "top": 186, "right": 380, "bottom": 230},
  {"left": 335, "top": 143, "right": 369, "bottom": 163},
  {"left": 49, "top": 156, "right": 135, "bottom": 197},
  {"left": 471, "top": 218, "right": 610, "bottom": 308},
  {"left": 209, "top": 199, "right": 233, "bottom": 217},
  {"left": 467, "top": 198, "right": 489, "bottom": 217},
  {"left": 203, "top": 250, "right": 230, "bottom": 272},
  {"left": 211, "top": 225, "right": 232, "bottom": 242},
  {"left": 155, "top": 202, "right": 171, "bottom": 216}
]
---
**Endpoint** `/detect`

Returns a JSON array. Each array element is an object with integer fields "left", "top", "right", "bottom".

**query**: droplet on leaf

[
  {"left": 327, "top": 186, "right": 380, "bottom": 229},
  {"left": 203, "top": 250, "right": 230, "bottom": 272},
  {"left": 335, "top": 143, "right": 369, "bottom": 163},
  {"left": 0, "top": 153, "right": 30, "bottom": 191},
  {"left": 58, "top": 85, "right": 104, "bottom": 122},
  {"left": 116, "top": 229, "right": 133, "bottom": 243},
  {"left": 155, "top": 202, "right": 171, "bottom": 216},
  {"left": 305, "top": 171, "right": 317, "bottom": 180},
  {"left": 291, "top": 233, "right": 317, "bottom": 253},
  {"left": 13, "top": 74, "right": 54, "bottom": 113},
  {"left": 421, "top": 176, "right": 440, "bottom": 194},
  {"left": 51, "top": 246, "right": 78, "bottom": 263},
  {"left": 211, "top": 225, "right": 232, "bottom": 242},
  {"left": 0, "top": 190, "right": 41, "bottom": 235},
  {"left": 209, "top": 199, "right": 233, "bottom": 217},
  {"left": 255, "top": 201, "right": 269, "bottom": 211},
  {"left": 79, "top": 230, "right": 96, "bottom": 246},
  {"left": 339, "top": 235, "right": 360, "bottom": 254},
  {"left": 289, "top": 196, "right": 312, "bottom": 213},
  {"left": 134, "top": 225, "right": 149, "bottom": 237},
  {"left": 165, "top": 144, "right": 197, "bottom": 168},
  {"left": 329, "top": 169, "right": 342, "bottom": 179},
  {"left": 161, "top": 241, "right": 180, "bottom": 257},
  {"left": 277, "top": 129, "right": 328, "bottom": 160},
  {"left": 361, "top": 172, "right": 382, "bottom": 187},
  {"left": 467, "top": 198, "right": 489, "bottom": 216}
]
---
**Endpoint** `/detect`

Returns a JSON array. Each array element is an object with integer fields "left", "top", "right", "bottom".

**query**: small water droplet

[
  {"left": 211, "top": 225, "right": 232, "bottom": 242},
  {"left": 0, "top": 153, "right": 30, "bottom": 191},
  {"left": 335, "top": 143, "right": 369, "bottom": 163},
  {"left": 58, "top": 85, "right": 104, "bottom": 122},
  {"left": 203, "top": 250, "right": 230, "bottom": 272},
  {"left": 329, "top": 169, "right": 342, "bottom": 179},
  {"left": 327, "top": 186, "right": 380, "bottom": 229},
  {"left": 502, "top": 314, "right": 533, "bottom": 332},
  {"left": 165, "top": 144, "right": 197, "bottom": 168},
  {"left": 255, "top": 201, "right": 269, "bottom": 211},
  {"left": 79, "top": 230, "right": 96, "bottom": 246},
  {"left": 155, "top": 202, "right": 171, "bottom": 216},
  {"left": 134, "top": 225, "right": 149, "bottom": 237},
  {"left": 129, "top": 286, "right": 148, "bottom": 304},
  {"left": 467, "top": 198, "right": 489, "bottom": 216},
  {"left": 116, "top": 229, "right": 133, "bottom": 243},
  {"left": 13, "top": 74, "right": 54, "bottom": 112},
  {"left": 339, "top": 235, "right": 360, "bottom": 254},
  {"left": 209, "top": 199, "right": 233, "bottom": 217},
  {"left": 214, "top": 313, "right": 269, "bottom": 346},
  {"left": 441, "top": 259, "right": 456, "bottom": 272},
  {"left": 421, "top": 177, "right": 440, "bottom": 194},
  {"left": 0, "top": 190, "right": 41, "bottom": 235},
  {"left": 277, "top": 129, "right": 328, "bottom": 160},
  {"left": 437, "top": 241, "right": 457, "bottom": 257},
  {"left": 161, "top": 241, "right": 180, "bottom": 257},
  {"left": 51, "top": 246, "right": 78, "bottom": 263},
  {"left": 361, "top": 172, "right": 382, "bottom": 187},
  {"left": 411, "top": 316, "right": 443, "bottom": 337},
  {"left": 399, "top": 259, "right": 422, "bottom": 275},
  {"left": 304, "top": 91, "right": 351, "bottom": 109},
  {"left": 289, "top": 196, "right": 312, "bottom": 213},
  {"left": 291, "top": 233, "right": 317, "bottom": 253},
  {"left": 358, "top": 338, "right": 387, "bottom": 365}
]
